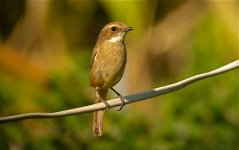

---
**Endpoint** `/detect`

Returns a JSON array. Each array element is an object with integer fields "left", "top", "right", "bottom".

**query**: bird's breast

[{"left": 90, "top": 41, "right": 127, "bottom": 89}]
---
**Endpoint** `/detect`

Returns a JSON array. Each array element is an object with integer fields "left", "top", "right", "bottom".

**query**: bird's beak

[{"left": 124, "top": 27, "right": 134, "bottom": 32}]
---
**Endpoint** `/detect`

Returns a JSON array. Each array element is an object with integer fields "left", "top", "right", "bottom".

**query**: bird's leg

[
  {"left": 96, "top": 88, "right": 110, "bottom": 110},
  {"left": 101, "top": 98, "right": 110, "bottom": 110},
  {"left": 110, "top": 88, "right": 125, "bottom": 111}
]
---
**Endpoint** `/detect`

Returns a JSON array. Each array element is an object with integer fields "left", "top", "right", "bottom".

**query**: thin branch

[{"left": 0, "top": 60, "right": 238, "bottom": 123}]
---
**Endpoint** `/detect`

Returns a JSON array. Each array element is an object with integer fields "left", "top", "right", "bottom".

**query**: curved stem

[{"left": 0, "top": 60, "right": 238, "bottom": 123}]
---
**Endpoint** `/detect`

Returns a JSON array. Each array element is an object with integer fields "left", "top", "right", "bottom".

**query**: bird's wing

[{"left": 90, "top": 46, "right": 98, "bottom": 69}]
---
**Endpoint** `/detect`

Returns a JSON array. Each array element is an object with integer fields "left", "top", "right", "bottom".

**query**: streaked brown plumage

[{"left": 90, "top": 22, "right": 133, "bottom": 136}]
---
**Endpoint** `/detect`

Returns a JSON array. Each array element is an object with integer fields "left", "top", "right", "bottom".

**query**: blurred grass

[{"left": 0, "top": 0, "right": 238, "bottom": 150}]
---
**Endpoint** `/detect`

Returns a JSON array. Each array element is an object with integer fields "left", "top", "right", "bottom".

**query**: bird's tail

[{"left": 93, "top": 89, "right": 108, "bottom": 136}]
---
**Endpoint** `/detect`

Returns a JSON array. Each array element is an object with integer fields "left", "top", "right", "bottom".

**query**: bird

[{"left": 89, "top": 22, "right": 133, "bottom": 136}]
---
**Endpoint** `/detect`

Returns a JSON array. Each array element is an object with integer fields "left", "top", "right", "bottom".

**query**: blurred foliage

[{"left": 0, "top": 0, "right": 238, "bottom": 150}]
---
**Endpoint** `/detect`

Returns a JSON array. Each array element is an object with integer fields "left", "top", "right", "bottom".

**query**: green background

[{"left": 0, "top": 0, "right": 238, "bottom": 149}]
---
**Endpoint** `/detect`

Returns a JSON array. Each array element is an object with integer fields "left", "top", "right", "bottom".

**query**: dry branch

[{"left": 0, "top": 60, "right": 238, "bottom": 123}]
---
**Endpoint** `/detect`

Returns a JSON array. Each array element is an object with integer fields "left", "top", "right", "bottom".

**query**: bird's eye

[{"left": 111, "top": 26, "right": 117, "bottom": 32}]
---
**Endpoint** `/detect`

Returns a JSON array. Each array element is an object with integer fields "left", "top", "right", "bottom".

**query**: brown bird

[{"left": 90, "top": 22, "right": 133, "bottom": 136}]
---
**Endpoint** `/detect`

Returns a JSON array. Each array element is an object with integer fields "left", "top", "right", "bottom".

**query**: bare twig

[{"left": 0, "top": 60, "right": 238, "bottom": 123}]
